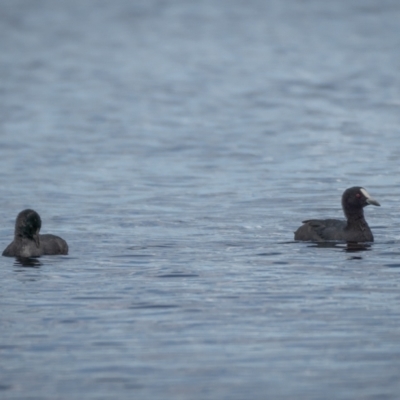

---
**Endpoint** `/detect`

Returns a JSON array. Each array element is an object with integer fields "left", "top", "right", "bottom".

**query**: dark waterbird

[
  {"left": 2, "top": 209, "right": 68, "bottom": 257},
  {"left": 294, "top": 187, "right": 380, "bottom": 242}
]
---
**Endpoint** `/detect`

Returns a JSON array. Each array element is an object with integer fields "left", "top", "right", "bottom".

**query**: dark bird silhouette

[
  {"left": 2, "top": 209, "right": 68, "bottom": 257},
  {"left": 294, "top": 187, "right": 380, "bottom": 242}
]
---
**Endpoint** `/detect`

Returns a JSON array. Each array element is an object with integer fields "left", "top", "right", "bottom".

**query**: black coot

[
  {"left": 294, "top": 187, "right": 380, "bottom": 242},
  {"left": 2, "top": 209, "right": 68, "bottom": 257}
]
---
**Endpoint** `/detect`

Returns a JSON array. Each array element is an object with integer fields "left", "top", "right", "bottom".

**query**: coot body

[
  {"left": 294, "top": 187, "right": 380, "bottom": 242},
  {"left": 2, "top": 209, "right": 68, "bottom": 257}
]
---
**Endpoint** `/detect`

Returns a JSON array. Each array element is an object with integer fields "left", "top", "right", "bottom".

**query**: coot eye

[{"left": 356, "top": 193, "right": 361, "bottom": 198}]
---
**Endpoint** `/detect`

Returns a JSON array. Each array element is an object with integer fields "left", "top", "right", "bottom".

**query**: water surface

[{"left": 1, "top": 1, "right": 400, "bottom": 399}]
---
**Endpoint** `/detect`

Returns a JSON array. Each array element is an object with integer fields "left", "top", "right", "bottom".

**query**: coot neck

[
  {"left": 15, "top": 230, "right": 26, "bottom": 240},
  {"left": 343, "top": 206, "right": 366, "bottom": 224}
]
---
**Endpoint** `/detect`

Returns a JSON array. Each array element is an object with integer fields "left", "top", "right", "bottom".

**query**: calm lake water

[{"left": 1, "top": 0, "right": 400, "bottom": 399}]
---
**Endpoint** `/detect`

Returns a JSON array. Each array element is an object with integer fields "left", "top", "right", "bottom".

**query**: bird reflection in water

[
  {"left": 307, "top": 241, "right": 371, "bottom": 256},
  {"left": 14, "top": 257, "right": 42, "bottom": 267}
]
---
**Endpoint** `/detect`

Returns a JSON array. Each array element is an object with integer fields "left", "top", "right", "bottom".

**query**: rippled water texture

[{"left": 1, "top": 1, "right": 400, "bottom": 399}]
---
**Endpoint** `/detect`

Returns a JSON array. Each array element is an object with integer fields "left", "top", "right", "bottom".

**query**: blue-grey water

[{"left": 1, "top": 1, "right": 400, "bottom": 399}]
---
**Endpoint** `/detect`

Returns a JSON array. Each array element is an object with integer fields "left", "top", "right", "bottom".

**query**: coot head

[
  {"left": 342, "top": 187, "right": 380, "bottom": 211},
  {"left": 15, "top": 209, "right": 41, "bottom": 246}
]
